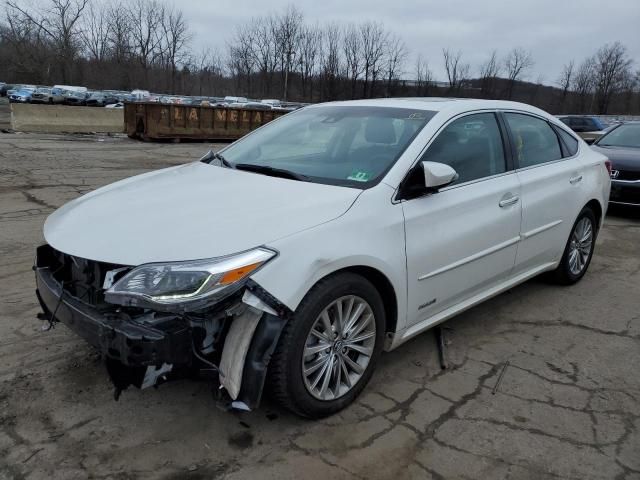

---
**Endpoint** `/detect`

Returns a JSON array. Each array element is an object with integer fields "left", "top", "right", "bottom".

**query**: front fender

[{"left": 250, "top": 185, "right": 408, "bottom": 333}]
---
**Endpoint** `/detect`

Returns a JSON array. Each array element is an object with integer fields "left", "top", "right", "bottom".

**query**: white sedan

[{"left": 35, "top": 99, "right": 610, "bottom": 418}]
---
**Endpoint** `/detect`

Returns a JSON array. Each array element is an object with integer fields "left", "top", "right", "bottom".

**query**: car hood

[
  {"left": 44, "top": 162, "right": 361, "bottom": 265},
  {"left": 591, "top": 145, "right": 640, "bottom": 172}
]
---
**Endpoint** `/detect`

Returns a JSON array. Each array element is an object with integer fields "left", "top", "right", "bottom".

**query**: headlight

[{"left": 105, "top": 247, "right": 276, "bottom": 311}]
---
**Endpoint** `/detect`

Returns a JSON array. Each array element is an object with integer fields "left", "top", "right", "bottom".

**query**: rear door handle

[
  {"left": 499, "top": 195, "right": 519, "bottom": 208},
  {"left": 569, "top": 175, "right": 583, "bottom": 184}
]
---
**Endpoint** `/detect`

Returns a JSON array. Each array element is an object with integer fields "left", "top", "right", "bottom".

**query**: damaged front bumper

[{"left": 34, "top": 244, "right": 290, "bottom": 410}]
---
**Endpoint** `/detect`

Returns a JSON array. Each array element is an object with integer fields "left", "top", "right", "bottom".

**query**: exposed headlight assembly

[{"left": 105, "top": 248, "right": 276, "bottom": 312}]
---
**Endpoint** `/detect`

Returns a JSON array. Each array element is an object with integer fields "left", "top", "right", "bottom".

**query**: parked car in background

[
  {"left": 230, "top": 101, "right": 272, "bottom": 110},
  {"left": 86, "top": 92, "right": 119, "bottom": 107},
  {"left": 9, "top": 87, "right": 35, "bottom": 103},
  {"left": 63, "top": 90, "right": 88, "bottom": 106},
  {"left": 223, "top": 96, "right": 248, "bottom": 104},
  {"left": 105, "top": 102, "right": 124, "bottom": 109},
  {"left": 6, "top": 84, "right": 36, "bottom": 97},
  {"left": 559, "top": 116, "right": 609, "bottom": 144},
  {"left": 130, "top": 89, "right": 150, "bottom": 101},
  {"left": 591, "top": 122, "right": 640, "bottom": 206},
  {"left": 31, "top": 87, "right": 65, "bottom": 104},
  {"left": 0, "top": 83, "right": 14, "bottom": 96},
  {"left": 261, "top": 99, "right": 281, "bottom": 107},
  {"left": 34, "top": 99, "right": 610, "bottom": 418},
  {"left": 53, "top": 85, "right": 87, "bottom": 94}
]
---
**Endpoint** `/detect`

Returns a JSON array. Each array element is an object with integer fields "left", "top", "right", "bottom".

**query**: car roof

[{"left": 309, "top": 98, "right": 552, "bottom": 117}]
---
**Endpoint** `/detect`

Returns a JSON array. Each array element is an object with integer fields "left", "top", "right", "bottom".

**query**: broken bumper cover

[
  {"left": 34, "top": 244, "right": 292, "bottom": 410},
  {"left": 35, "top": 264, "right": 192, "bottom": 367}
]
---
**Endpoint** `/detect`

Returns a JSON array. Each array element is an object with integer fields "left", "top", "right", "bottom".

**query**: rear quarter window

[{"left": 555, "top": 127, "right": 579, "bottom": 156}]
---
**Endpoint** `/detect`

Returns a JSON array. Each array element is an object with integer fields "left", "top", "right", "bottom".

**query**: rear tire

[
  {"left": 551, "top": 207, "right": 597, "bottom": 285},
  {"left": 268, "top": 272, "right": 385, "bottom": 418}
]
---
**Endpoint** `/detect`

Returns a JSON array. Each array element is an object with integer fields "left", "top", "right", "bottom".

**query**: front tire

[
  {"left": 269, "top": 272, "right": 385, "bottom": 418},
  {"left": 551, "top": 207, "right": 597, "bottom": 285}
]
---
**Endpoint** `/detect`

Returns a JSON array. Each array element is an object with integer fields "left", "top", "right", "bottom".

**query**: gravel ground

[{"left": 0, "top": 132, "right": 639, "bottom": 480}]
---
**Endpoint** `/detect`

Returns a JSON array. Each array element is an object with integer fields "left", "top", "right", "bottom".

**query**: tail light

[{"left": 604, "top": 159, "right": 612, "bottom": 176}]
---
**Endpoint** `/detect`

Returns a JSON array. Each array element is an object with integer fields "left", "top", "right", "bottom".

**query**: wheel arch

[
  {"left": 584, "top": 198, "right": 603, "bottom": 229},
  {"left": 311, "top": 265, "right": 399, "bottom": 336}
]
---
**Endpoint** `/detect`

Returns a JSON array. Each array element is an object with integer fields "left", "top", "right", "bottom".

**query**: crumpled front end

[{"left": 34, "top": 244, "right": 290, "bottom": 410}]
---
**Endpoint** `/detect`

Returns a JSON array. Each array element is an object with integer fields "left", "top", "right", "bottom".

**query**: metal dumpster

[{"left": 124, "top": 103, "right": 287, "bottom": 141}]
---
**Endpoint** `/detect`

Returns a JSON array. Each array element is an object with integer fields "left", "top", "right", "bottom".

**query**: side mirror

[
  {"left": 584, "top": 138, "right": 596, "bottom": 145},
  {"left": 422, "top": 161, "right": 458, "bottom": 190}
]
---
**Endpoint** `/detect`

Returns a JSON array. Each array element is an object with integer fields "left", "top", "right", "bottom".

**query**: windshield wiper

[
  {"left": 234, "top": 163, "right": 310, "bottom": 182},
  {"left": 213, "top": 152, "right": 233, "bottom": 168},
  {"left": 201, "top": 151, "right": 233, "bottom": 168}
]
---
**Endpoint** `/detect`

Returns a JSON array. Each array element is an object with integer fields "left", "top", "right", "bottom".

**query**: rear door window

[{"left": 504, "top": 113, "right": 563, "bottom": 168}]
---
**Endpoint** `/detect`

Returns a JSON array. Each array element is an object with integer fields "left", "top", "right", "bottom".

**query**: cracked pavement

[{"left": 0, "top": 128, "right": 639, "bottom": 480}]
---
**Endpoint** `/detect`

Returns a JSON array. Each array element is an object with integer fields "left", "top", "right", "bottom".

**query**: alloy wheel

[
  {"left": 301, "top": 295, "right": 376, "bottom": 401},
  {"left": 568, "top": 217, "right": 593, "bottom": 275}
]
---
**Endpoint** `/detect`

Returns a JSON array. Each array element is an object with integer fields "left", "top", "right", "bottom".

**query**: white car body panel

[
  {"left": 43, "top": 98, "right": 611, "bottom": 353},
  {"left": 251, "top": 183, "right": 408, "bottom": 330},
  {"left": 44, "top": 162, "right": 360, "bottom": 265},
  {"left": 513, "top": 156, "right": 585, "bottom": 274},
  {"left": 402, "top": 172, "right": 522, "bottom": 327}
]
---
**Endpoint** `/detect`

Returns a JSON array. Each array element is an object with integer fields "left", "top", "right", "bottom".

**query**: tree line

[{"left": 1, "top": 0, "right": 638, "bottom": 114}]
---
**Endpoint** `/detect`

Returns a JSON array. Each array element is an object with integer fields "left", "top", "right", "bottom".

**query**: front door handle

[
  {"left": 569, "top": 175, "right": 583, "bottom": 184},
  {"left": 499, "top": 195, "right": 519, "bottom": 208}
]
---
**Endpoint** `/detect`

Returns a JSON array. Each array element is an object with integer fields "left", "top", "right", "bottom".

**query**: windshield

[
  {"left": 597, "top": 124, "right": 640, "bottom": 148},
  {"left": 217, "top": 105, "right": 434, "bottom": 188},
  {"left": 592, "top": 118, "right": 608, "bottom": 130}
]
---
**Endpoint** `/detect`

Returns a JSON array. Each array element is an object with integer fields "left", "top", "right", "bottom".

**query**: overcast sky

[{"left": 180, "top": 0, "right": 639, "bottom": 84}]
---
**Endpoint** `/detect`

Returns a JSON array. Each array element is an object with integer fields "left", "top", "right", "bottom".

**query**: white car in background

[
  {"left": 35, "top": 99, "right": 610, "bottom": 418},
  {"left": 30, "top": 87, "right": 66, "bottom": 104},
  {"left": 224, "top": 95, "right": 248, "bottom": 104}
]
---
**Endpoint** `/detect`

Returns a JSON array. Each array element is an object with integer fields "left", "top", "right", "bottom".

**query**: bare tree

[
  {"left": 415, "top": 54, "right": 433, "bottom": 96},
  {"left": 1, "top": 5, "right": 52, "bottom": 82},
  {"left": 160, "top": 5, "right": 191, "bottom": 94},
  {"left": 80, "top": 1, "right": 110, "bottom": 62},
  {"left": 250, "top": 16, "right": 279, "bottom": 97},
  {"left": 557, "top": 60, "right": 574, "bottom": 110},
  {"left": 443, "top": 48, "right": 469, "bottom": 94},
  {"left": 107, "top": 2, "right": 131, "bottom": 64},
  {"left": 343, "top": 23, "right": 362, "bottom": 99},
  {"left": 359, "top": 21, "right": 387, "bottom": 98},
  {"left": 573, "top": 57, "right": 596, "bottom": 113},
  {"left": 273, "top": 5, "right": 303, "bottom": 101},
  {"left": 592, "top": 42, "right": 633, "bottom": 114},
  {"left": 6, "top": 0, "right": 89, "bottom": 82},
  {"left": 195, "top": 46, "right": 224, "bottom": 95},
  {"left": 227, "top": 23, "right": 257, "bottom": 96},
  {"left": 479, "top": 50, "right": 500, "bottom": 98},
  {"left": 384, "top": 33, "right": 406, "bottom": 97},
  {"left": 320, "top": 22, "right": 341, "bottom": 101},
  {"left": 503, "top": 47, "right": 534, "bottom": 99},
  {"left": 2, "top": 3, "right": 640, "bottom": 113},
  {"left": 128, "top": 0, "right": 165, "bottom": 86},
  {"left": 297, "top": 23, "right": 321, "bottom": 101}
]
